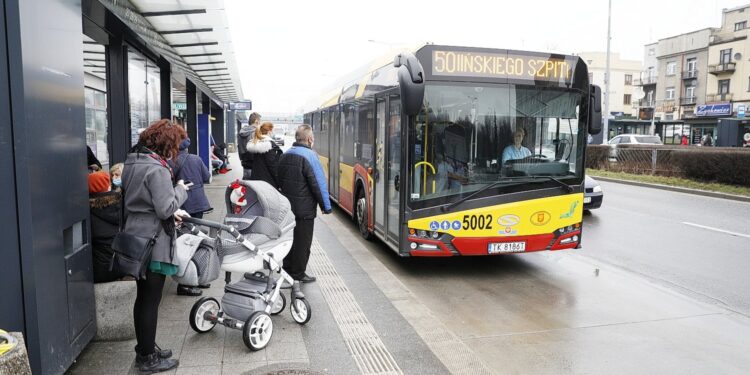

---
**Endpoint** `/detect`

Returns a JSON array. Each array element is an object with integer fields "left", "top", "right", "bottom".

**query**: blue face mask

[{"left": 112, "top": 178, "right": 122, "bottom": 187}]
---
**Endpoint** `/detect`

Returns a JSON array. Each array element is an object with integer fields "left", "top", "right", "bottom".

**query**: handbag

[
  {"left": 110, "top": 231, "right": 158, "bottom": 279},
  {"left": 109, "top": 165, "right": 160, "bottom": 280}
]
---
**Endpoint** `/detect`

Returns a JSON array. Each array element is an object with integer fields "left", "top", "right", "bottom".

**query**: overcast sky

[{"left": 224, "top": 0, "right": 746, "bottom": 114}]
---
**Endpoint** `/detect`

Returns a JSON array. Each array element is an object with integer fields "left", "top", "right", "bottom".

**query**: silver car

[{"left": 608, "top": 134, "right": 662, "bottom": 157}]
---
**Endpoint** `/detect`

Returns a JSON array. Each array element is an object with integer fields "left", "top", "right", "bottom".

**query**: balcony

[
  {"left": 634, "top": 76, "right": 657, "bottom": 85},
  {"left": 633, "top": 99, "right": 655, "bottom": 108},
  {"left": 706, "top": 93, "right": 733, "bottom": 103},
  {"left": 708, "top": 62, "right": 736, "bottom": 75},
  {"left": 680, "top": 97, "right": 697, "bottom": 105},
  {"left": 681, "top": 70, "right": 699, "bottom": 79}
]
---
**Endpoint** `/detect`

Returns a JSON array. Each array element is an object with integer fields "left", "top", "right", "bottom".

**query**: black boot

[
  {"left": 177, "top": 284, "right": 202, "bottom": 296},
  {"left": 138, "top": 352, "right": 178, "bottom": 374},
  {"left": 135, "top": 344, "right": 173, "bottom": 365}
]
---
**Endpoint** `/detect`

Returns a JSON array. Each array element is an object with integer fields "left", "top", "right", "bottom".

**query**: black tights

[{"left": 133, "top": 270, "right": 166, "bottom": 355}]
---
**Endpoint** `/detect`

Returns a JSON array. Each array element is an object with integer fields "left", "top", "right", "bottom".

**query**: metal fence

[{"left": 586, "top": 144, "right": 750, "bottom": 186}]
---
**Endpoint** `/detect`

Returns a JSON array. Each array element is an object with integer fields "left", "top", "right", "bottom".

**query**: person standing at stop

[
  {"left": 277, "top": 125, "right": 332, "bottom": 284},
  {"left": 238, "top": 112, "right": 262, "bottom": 179}
]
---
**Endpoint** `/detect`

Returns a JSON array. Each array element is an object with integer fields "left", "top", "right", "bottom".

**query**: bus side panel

[{"left": 339, "top": 162, "right": 355, "bottom": 214}]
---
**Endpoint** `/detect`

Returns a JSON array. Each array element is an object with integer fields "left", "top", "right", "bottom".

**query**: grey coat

[{"left": 122, "top": 152, "right": 187, "bottom": 265}]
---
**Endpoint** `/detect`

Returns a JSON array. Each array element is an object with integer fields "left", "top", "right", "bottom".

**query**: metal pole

[{"left": 602, "top": 0, "right": 612, "bottom": 143}]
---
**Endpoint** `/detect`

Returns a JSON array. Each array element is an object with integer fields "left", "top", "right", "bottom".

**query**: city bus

[{"left": 307, "top": 44, "right": 601, "bottom": 256}]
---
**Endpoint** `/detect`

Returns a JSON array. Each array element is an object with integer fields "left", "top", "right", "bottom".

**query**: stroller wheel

[
  {"left": 190, "top": 297, "right": 220, "bottom": 333},
  {"left": 270, "top": 292, "right": 286, "bottom": 315},
  {"left": 243, "top": 311, "right": 273, "bottom": 351},
  {"left": 291, "top": 298, "right": 311, "bottom": 325}
]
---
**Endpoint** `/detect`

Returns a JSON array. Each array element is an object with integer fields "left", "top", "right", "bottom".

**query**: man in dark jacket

[
  {"left": 238, "top": 112, "right": 261, "bottom": 179},
  {"left": 277, "top": 124, "right": 332, "bottom": 283}
]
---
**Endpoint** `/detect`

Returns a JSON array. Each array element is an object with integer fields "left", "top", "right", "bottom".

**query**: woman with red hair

[{"left": 121, "top": 119, "right": 188, "bottom": 373}]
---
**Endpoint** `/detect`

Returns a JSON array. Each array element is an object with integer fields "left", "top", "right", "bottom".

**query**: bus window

[{"left": 411, "top": 84, "right": 582, "bottom": 203}]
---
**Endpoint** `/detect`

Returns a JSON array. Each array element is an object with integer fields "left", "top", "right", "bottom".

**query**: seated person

[
  {"left": 501, "top": 128, "right": 532, "bottom": 164},
  {"left": 210, "top": 144, "right": 231, "bottom": 174},
  {"left": 88, "top": 171, "right": 122, "bottom": 283}
]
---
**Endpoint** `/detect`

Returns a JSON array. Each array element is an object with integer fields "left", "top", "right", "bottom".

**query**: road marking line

[
  {"left": 681, "top": 222, "right": 750, "bottom": 239},
  {"left": 309, "top": 238, "right": 404, "bottom": 375}
]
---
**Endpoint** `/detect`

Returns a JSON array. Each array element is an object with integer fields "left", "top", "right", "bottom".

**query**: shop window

[
  {"left": 128, "top": 47, "right": 161, "bottom": 145},
  {"left": 83, "top": 34, "right": 109, "bottom": 169}
]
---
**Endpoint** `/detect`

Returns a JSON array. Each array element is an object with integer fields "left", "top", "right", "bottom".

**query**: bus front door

[{"left": 387, "top": 96, "right": 402, "bottom": 243}]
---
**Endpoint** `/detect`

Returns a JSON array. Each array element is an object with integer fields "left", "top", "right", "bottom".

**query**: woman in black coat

[
  {"left": 246, "top": 122, "right": 283, "bottom": 188},
  {"left": 88, "top": 171, "right": 122, "bottom": 283}
]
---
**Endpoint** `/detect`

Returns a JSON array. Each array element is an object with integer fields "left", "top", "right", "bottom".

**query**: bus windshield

[{"left": 410, "top": 83, "right": 585, "bottom": 203}]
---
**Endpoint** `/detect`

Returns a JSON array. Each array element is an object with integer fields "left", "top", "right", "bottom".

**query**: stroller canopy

[{"left": 224, "top": 180, "right": 295, "bottom": 246}]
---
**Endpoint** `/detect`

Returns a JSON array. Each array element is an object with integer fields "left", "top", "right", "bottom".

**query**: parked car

[
  {"left": 272, "top": 132, "right": 285, "bottom": 146},
  {"left": 608, "top": 134, "right": 662, "bottom": 157},
  {"left": 584, "top": 175, "right": 603, "bottom": 210}
]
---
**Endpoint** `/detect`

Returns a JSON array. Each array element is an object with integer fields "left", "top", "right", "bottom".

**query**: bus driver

[{"left": 501, "top": 127, "right": 532, "bottom": 164}]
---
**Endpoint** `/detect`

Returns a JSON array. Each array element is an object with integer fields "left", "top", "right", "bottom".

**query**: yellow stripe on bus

[
  {"left": 408, "top": 193, "right": 584, "bottom": 237},
  {"left": 339, "top": 163, "right": 354, "bottom": 193},
  {"left": 318, "top": 155, "right": 330, "bottom": 180}
]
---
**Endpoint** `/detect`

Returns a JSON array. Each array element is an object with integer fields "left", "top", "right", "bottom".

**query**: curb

[{"left": 591, "top": 176, "right": 750, "bottom": 203}]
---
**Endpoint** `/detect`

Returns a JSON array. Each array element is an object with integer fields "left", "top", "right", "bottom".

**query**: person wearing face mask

[
  {"left": 110, "top": 163, "right": 124, "bottom": 191},
  {"left": 88, "top": 171, "right": 123, "bottom": 283}
]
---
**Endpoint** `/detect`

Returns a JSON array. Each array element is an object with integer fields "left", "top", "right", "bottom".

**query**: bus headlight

[
  {"left": 418, "top": 230, "right": 427, "bottom": 238},
  {"left": 431, "top": 231, "right": 440, "bottom": 239},
  {"left": 409, "top": 242, "right": 418, "bottom": 250}
]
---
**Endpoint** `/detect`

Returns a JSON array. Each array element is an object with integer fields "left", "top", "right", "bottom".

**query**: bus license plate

[{"left": 488, "top": 241, "right": 526, "bottom": 254}]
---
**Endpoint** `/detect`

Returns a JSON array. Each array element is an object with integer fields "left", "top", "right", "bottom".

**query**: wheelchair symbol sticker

[{"left": 430, "top": 221, "right": 440, "bottom": 231}]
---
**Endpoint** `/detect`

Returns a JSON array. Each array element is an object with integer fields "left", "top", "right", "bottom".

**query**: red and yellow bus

[{"left": 307, "top": 44, "right": 601, "bottom": 256}]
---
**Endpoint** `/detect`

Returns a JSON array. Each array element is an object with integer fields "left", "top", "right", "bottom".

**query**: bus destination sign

[{"left": 432, "top": 50, "right": 574, "bottom": 83}]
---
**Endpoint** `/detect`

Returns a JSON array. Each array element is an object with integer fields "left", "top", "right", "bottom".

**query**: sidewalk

[{"left": 66, "top": 153, "right": 451, "bottom": 375}]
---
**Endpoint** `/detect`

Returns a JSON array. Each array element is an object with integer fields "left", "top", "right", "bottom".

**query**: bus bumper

[{"left": 407, "top": 229, "right": 581, "bottom": 257}]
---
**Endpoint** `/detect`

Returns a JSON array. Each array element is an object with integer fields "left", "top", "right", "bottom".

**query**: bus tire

[{"left": 355, "top": 188, "right": 373, "bottom": 241}]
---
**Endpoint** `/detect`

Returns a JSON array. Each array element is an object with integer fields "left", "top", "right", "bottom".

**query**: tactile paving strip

[{"left": 309, "top": 238, "right": 404, "bottom": 375}]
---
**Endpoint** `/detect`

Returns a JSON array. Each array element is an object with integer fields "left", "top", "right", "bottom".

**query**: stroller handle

[{"left": 181, "top": 216, "right": 241, "bottom": 239}]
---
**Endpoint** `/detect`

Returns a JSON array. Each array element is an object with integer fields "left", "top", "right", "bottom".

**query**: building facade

[
  {"left": 578, "top": 52, "right": 642, "bottom": 118},
  {"left": 703, "top": 5, "right": 750, "bottom": 141},
  {"left": 634, "top": 4, "right": 750, "bottom": 146}
]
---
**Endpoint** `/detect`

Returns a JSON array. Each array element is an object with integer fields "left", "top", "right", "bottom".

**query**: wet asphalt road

[
  {"left": 581, "top": 180, "right": 750, "bottom": 315},
  {"left": 328, "top": 181, "right": 750, "bottom": 374}
]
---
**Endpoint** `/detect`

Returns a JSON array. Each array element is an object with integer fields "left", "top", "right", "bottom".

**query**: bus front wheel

[{"left": 356, "top": 189, "right": 373, "bottom": 241}]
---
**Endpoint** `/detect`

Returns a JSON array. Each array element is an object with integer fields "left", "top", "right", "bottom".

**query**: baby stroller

[{"left": 176, "top": 180, "right": 311, "bottom": 351}]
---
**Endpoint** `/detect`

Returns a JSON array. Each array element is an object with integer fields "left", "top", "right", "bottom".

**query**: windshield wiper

[
  {"left": 441, "top": 176, "right": 574, "bottom": 212},
  {"left": 522, "top": 176, "right": 574, "bottom": 193}
]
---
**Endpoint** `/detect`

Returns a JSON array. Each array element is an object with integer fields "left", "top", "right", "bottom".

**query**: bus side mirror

[
  {"left": 394, "top": 53, "right": 425, "bottom": 116},
  {"left": 588, "top": 84, "right": 602, "bottom": 135}
]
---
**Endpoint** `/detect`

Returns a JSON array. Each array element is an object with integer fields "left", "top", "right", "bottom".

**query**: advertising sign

[{"left": 695, "top": 103, "right": 731, "bottom": 117}]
